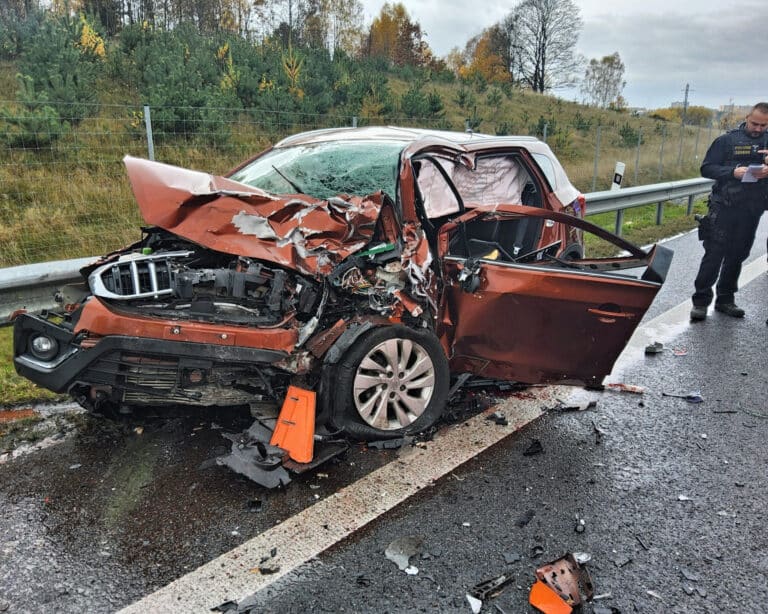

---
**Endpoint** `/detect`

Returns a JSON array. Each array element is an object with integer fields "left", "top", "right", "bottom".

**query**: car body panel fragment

[{"left": 124, "top": 155, "right": 386, "bottom": 278}]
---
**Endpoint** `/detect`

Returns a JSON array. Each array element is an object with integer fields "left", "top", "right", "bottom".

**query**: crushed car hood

[{"left": 123, "top": 156, "right": 385, "bottom": 277}]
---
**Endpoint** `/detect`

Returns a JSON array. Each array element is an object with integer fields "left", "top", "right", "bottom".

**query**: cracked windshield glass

[{"left": 229, "top": 141, "right": 404, "bottom": 199}]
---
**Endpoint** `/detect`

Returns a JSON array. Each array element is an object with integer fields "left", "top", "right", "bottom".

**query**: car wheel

[{"left": 331, "top": 326, "right": 449, "bottom": 441}]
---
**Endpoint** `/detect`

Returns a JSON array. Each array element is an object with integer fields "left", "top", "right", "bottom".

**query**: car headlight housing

[{"left": 29, "top": 334, "right": 59, "bottom": 361}]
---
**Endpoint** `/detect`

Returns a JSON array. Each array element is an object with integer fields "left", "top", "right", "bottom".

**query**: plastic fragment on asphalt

[
  {"left": 486, "top": 411, "right": 509, "bottom": 426},
  {"left": 644, "top": 341, "right": 664, "bottom": 354},
  {"left": 384, "top": 535, "right": 423, "bottom": 571},
  {"left": 466, "top": 593, "right": 483, "bottom": 614},
  {"left": 523, "top": 439, "right": 544, "bottom": 456},
  {"left": 529, "top": 580, "right": 572, "bottom": 614},
  {"left": 515, "top": 509, "right": 535, "bottom": 528},
  {"left": 573, "top": 552, "right": 592, "bottom": 564},
  {"left": 503, "top": 552, "right": 522, "bottom": 564},
  {"left": 680, "top": 568, "right": 700, "bottom": 582},
  {"left": 673, "top": 347, "right": 688, "bottom": 356},
  {"left": 678, "top": 494, "right": 693, "bottom": 501},
  {"left": 367, "top": 436, "right": 413, "bottom": 450},
  {"left": 646, "top": 589, "right": 664, "bottom": 601},
  {"left": 549, "top": 400, "right": 596, "bottom": 412},
  {"left": 404, "top": 566, "right": 419, "bottom": 575}
]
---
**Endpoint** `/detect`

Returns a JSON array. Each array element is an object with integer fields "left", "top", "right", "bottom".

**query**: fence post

[
  {"left": 634, "top": 127, "right": 642, "bottom": 184},
  {"left": 591, "top": 126, "right": 601, "bottom": 192},
  {"left": 677, "top": 123, "right": 684, "bottom": 167},
  {"left": 693, "top": 126, "right": 701, "bottom": 162},
  {"left": 658, "top": 125, "right": 666, "bottom": 180},
  {"left": 352, "top": 116, "right": 357, "bottom": 128},
  {"left": 143, "top": 105, "right": 155, "bottom": 161},
  {"left": 542, "top": 122, "right": 548, "bottom": 143}
]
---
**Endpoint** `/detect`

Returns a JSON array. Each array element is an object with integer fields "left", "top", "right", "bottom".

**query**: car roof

[
  {"left": 273, "top": 126, "right": 540, "bottom": 149},
  {"left": 271, "top": 126, "right": 581, "bottom": 206}
]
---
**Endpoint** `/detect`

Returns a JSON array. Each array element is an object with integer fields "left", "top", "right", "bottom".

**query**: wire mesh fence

[{"left": 0, "top": 102, "right": 718, "bottom": 268}]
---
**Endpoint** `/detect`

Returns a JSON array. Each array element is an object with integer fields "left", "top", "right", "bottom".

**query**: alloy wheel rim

[{"left": 352, "top": 338, "right": 435, "bottom": 430}]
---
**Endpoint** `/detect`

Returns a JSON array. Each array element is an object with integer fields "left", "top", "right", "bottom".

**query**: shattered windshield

[{"left": 229, "top": 140, "right": 405, "bottom": 200}]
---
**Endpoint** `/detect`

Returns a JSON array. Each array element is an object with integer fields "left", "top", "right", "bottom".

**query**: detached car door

[{"left": 437, "top": 205, "right": 672, "bottom": 387}]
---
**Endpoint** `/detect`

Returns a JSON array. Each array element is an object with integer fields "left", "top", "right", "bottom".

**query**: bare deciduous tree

[
  {"left": 505, "top": 0, "right": 583, "bottom": 93},
  {"left": 580, "top": 52, "right": 625, "bottom": 108}
]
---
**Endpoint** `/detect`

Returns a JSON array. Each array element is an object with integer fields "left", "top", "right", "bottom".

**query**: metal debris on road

[
  {"left": 529, "top": 553, "right": 594, "bottom": 614},
  {"left": 604, "top": 382, "right": 645, "bottom": 394},
  {"left": 662, "top": 391, "right": 704, "bottom": 403}
]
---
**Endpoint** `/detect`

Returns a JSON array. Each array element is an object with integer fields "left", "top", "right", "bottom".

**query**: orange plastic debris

[
  {"left": 269, "top": 385, "right": 316, "bottom": 464},
  {"left": 529, "top": 580, "right": 573, "bottom": 614}
]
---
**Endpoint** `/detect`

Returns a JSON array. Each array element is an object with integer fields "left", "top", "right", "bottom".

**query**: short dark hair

[{"left": 751, "top": 102, "right": 768, "bottom": 115}]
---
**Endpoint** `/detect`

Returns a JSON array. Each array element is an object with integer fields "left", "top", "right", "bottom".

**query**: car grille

[{"left": 88, "top": 251, "right": 192, "bottom": 300}]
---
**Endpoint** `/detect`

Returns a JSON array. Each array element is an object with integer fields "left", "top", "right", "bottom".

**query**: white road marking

[
  {"left": 119, "top": 385, "right": 564, "bottom": 613},
  {"left": 120, "top": 255, "right": 768, "bottom": 613}
]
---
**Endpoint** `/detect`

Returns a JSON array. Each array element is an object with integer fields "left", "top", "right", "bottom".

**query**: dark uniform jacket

[{"left": 701, "top": 123, "right": 768, "bottom": 207}]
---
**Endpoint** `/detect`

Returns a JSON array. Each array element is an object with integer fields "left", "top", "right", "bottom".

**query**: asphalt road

[{"left": 1, "top": 219, "right": 767, "bottom": 614}]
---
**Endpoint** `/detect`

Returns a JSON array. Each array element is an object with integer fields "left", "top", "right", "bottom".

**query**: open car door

[{"left": 437, "top": 205, "right": 672, "bottom": 387}]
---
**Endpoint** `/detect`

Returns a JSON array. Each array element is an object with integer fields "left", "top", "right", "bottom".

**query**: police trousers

[{"left": 692, "top": 200, "right": 764, "bottom": 306}]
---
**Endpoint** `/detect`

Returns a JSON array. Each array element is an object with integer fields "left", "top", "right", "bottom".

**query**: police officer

[{"left": 690, "top": 103, "right": 768, "bottom": 321}]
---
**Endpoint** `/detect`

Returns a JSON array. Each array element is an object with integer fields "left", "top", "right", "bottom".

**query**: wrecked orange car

[{"left": 13, "top": 127, "right": 671, "bottom": 485}]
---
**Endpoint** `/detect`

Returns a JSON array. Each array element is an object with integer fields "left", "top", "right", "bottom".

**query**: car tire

[{"left": 330, "top": 325, "right": 449, "bottom": 441}]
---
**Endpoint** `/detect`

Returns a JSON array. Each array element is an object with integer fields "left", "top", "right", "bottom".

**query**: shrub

[{"left": 0, "top": 74, "right": 67, "bottom": 148}]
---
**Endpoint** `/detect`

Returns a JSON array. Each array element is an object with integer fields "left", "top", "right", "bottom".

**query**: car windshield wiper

[{"left": 271, "top": 165, "right": 305, "bottom": 194}]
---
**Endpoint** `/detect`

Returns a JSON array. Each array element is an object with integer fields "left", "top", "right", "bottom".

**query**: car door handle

[{"left": 587, "top": 308, "right": 635, "bottom": 320}]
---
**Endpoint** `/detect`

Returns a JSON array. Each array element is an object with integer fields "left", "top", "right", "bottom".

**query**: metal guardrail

[
  {"left": 587, "top": 177, "right": 713, "bottom": 234},
  {"left": 0, "top": 177, "right": 714, "bottom": 324}
]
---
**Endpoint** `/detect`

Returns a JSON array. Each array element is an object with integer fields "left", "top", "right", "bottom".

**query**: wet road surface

[{"left": 1, "top": 220, "right": 767, "bottom": 613}]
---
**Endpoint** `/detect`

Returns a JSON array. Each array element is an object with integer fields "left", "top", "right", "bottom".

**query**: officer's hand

[
  {"left": 753, "top": 165, "right": 768, "bottom": 179},
  {"left": 734, "top": 166, "right": 748, "bottom": 179},
  {"left": 759, "top": 149, "right": 768, "bottom": 164}
]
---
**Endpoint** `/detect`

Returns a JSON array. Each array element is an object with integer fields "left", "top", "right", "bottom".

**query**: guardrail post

[
  {"left": 144, "top": 105, "right": 155, "bottom": 161},
  {"left": 655, "top": 201, "right": 664, "bottom": 225},
  {"left": 591, "top": 126, "right": 601, "bottom": 192},
  {"left": 615, "top": 209, "right": 624, "bottom": 235},
  {"left": 687, "top": 194, "right": 694, "bottom": 214}
]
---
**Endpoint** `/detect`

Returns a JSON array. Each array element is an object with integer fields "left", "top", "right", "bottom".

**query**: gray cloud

[{"left": 361, "top": 0, "right": 765, "bottom": 109}]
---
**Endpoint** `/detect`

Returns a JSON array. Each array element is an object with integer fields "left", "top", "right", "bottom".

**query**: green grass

[{"left": 586, "top": 198, "right": 707, "bottom": 256}]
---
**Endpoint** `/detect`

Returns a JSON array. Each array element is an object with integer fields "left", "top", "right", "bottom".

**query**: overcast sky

[{"left": 360, "top": 0, "right": 764, "bottom": 111}]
